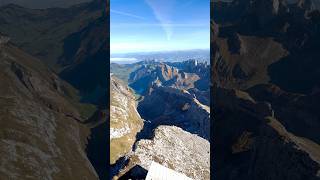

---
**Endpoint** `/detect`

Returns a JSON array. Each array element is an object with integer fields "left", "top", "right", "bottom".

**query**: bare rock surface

[{"left": 122, "top": 126, "right": 210, "bottom": 180}]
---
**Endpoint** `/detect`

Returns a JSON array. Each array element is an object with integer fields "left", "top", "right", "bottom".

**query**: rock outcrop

[{"left": 118, "top": 126, "right": 210, "bottom": 180}]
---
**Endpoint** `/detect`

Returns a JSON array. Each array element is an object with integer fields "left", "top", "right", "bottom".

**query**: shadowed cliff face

[
  {"left": 59, "top": 14, "right": 108, "bottom": 103},
  {"left": 212, "top": 0, "right": 320, "bottom": 179}
]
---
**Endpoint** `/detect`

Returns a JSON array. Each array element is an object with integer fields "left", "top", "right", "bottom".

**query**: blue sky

[{"left": 111, "top": 0, "right": 210, "bottom": 54}]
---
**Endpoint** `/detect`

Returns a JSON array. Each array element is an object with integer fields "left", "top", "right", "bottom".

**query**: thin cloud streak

[
  {"left": 110, "top": 9, "right": 146, "bottom": 20},
  {"left": 145, "top": 0, "right": 175, "bottom": 40}
]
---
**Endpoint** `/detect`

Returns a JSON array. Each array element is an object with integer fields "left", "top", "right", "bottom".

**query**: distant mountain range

[{"left": 111, "top": 49, "right": 210, "bottom": 63}]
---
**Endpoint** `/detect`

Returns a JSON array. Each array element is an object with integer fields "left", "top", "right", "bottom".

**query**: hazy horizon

[
  {"left": 110, "top": 49, "right": 210, "bottom": 64},
  {"left": 111, "top": 48, "right": 210, "bottom": 56}
]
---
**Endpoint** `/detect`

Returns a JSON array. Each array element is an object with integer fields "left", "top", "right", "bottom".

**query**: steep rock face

[
  {"left": 0, "top": 39, "right": 97, "bottom": 179},
  {"left": 118, "top": 126, "right": 210, "bottom": 180},
  {"left": 168, "top": 60, "right": 210, "bottom": 91},
  {"left": 138, "top": 86, "right": 210, "bottom": 140},
  {"left": 110, "top": 75, "right": 143, "bottom": 164}
]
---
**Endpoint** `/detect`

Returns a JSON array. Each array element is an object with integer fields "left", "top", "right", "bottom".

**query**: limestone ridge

[{"left": 0, "top": 36, "right": 97, "bottom": 179}]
